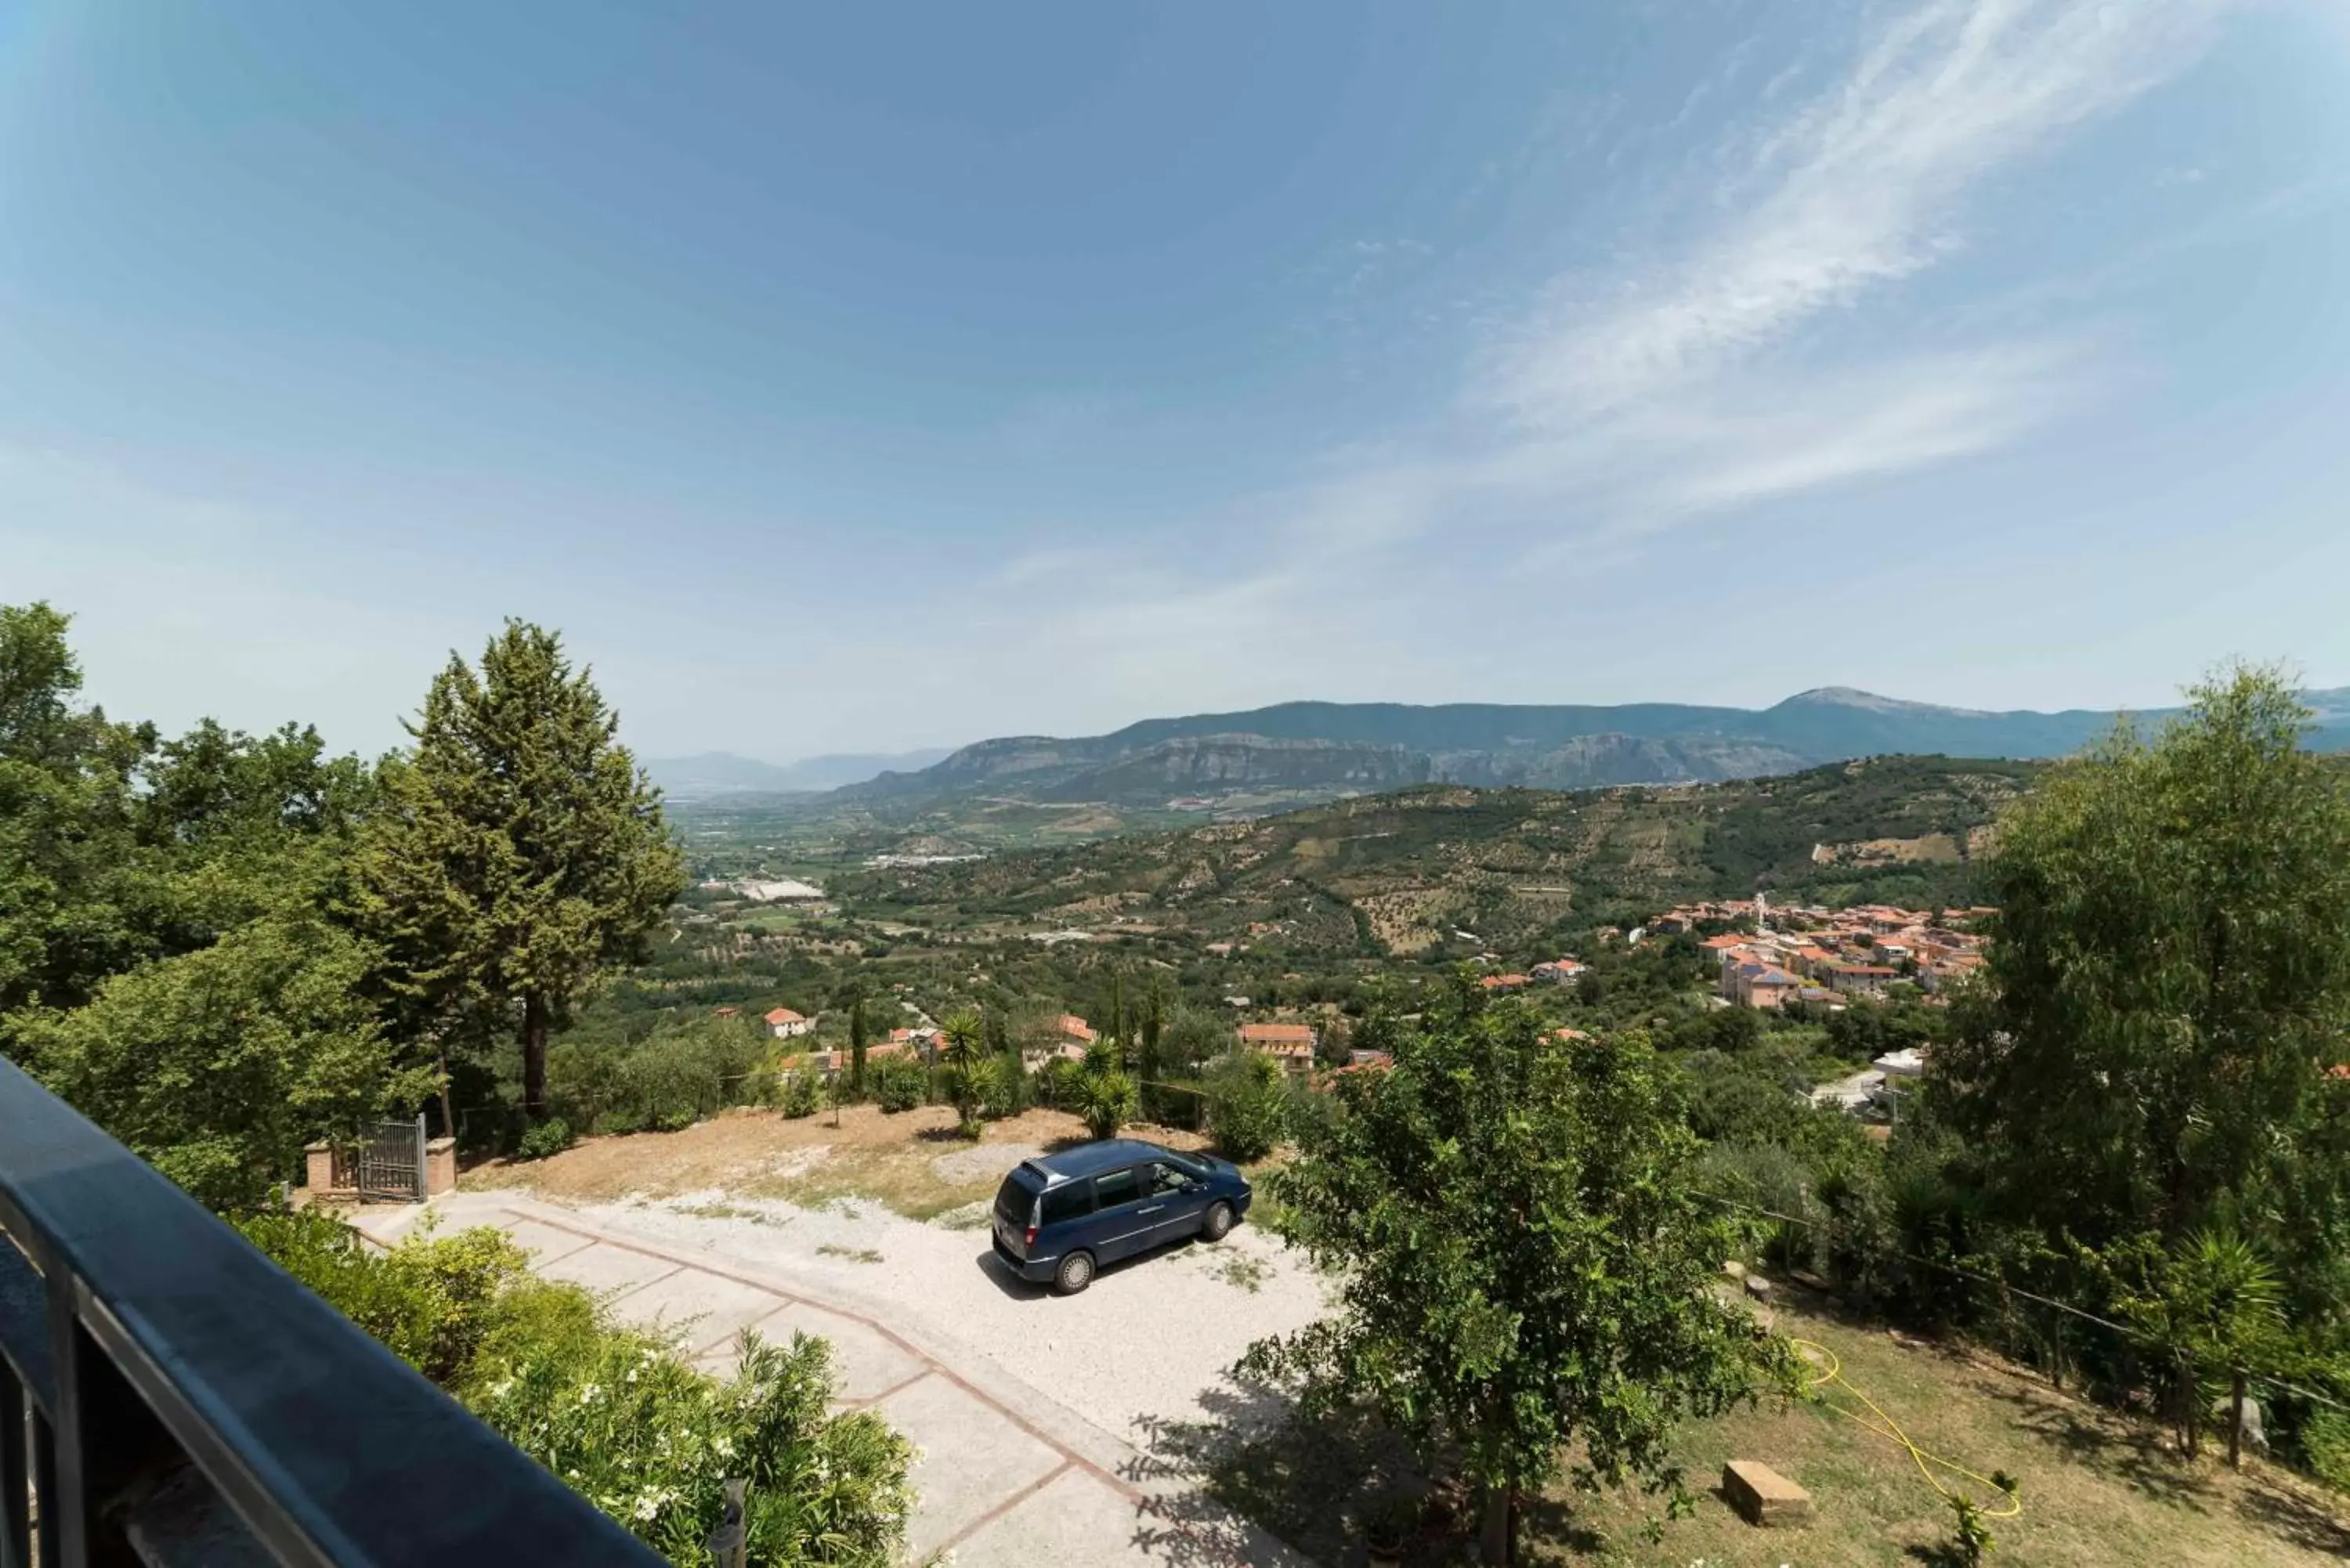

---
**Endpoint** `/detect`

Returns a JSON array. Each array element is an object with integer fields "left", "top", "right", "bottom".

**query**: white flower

[
  {"left": 579, "top": 1383, "right": 602, "bottom": 1404},
  {"left": 714, "top": 1436, "right": 735, "bottom": 1458},
  {"left": 634, "top": 1494, "right": 661, "bottom": 1523}
]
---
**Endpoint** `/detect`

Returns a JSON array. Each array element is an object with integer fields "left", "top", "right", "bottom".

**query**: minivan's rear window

[{"left": 995, "top": 1167, "right": 1042, "bottom": 1225}]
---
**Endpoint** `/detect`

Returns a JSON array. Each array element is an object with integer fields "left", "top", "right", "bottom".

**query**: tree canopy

[
  {"left": 0, "top": 603, "right": 433, "bottom": 1202},
  {"left": 1940, "top": 667, "right": 2350, "bottom": 1275},
  {"left": 1239, "top": 991, "right": 1794, "bottom": 1564},
  {"left": 357, "top": 621, "right": 685, "bottom": 1118}
]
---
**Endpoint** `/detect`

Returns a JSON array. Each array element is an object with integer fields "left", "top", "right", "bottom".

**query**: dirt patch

[
  {"left": 928, "top": 1142, "right": 1040, "bottom": 1185},
  {"left": 469, "top": 1103, "right": 1213, "bottom": 1220},
  {"left": 1812, "top": 833, "right": 1965, "bottom": 866}
]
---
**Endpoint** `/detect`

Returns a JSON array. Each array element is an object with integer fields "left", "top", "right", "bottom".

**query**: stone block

[
  {"left": 303, "top": 1142, "right": 335, "bottom": 1194},
  {"left": 1723, "top": 1460, "right": 1811, "bottom": 1527}
]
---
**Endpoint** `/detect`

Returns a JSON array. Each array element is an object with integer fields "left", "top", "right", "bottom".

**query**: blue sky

[{"left": 2, "top": 1, "right": 2346, "bottom": 761}]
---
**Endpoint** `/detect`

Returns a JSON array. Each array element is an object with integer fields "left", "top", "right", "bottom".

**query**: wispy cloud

[
  {"left": 1486, "top": 0, "right": 2225, "bottom": 428},
  {"left": 980, "top": 1, "right": 2232, "bottom": 717}
]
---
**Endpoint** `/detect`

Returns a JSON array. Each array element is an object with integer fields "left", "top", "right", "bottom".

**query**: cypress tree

[
  {"left": 358, "top": 621, "right": 684, "bottom": 1121},
  {"left": 849, "top": 994, "right": 869, "bottom": 1092}
]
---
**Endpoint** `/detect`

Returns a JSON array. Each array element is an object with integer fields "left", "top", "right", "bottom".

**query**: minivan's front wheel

[
  {"left": 1202, "top": 1201, "right": 1235, "bottom": 1242},
  {"left": 1054, "top": 1250, "right": 1095, "bottom": 1295}
]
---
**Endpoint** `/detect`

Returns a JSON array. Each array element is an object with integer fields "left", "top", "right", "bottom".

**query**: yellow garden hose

[{"left": 1791, "top": 1338, "right": 2023, "bottom": 1519}]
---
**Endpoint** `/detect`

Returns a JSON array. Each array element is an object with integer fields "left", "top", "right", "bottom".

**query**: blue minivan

[{"left": 990, "top": 1138, "right": 1252, "bottom": 1294}]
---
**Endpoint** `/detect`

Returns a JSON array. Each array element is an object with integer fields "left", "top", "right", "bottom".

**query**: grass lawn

[
  {"left": 1553, "top": 1296, "right": 2350, "bottom": 1566},
  {"left": 1184, "top": 1293, "right": 2349, "bottom": 1567}
]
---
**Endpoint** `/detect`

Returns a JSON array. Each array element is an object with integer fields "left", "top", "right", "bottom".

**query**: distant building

[
  {"left": 736, "top": 878, "right": 825, "bottom": 902},
  {"left": 763, "top": 1006, "right": 810, "bottom": 1039},
  {"left": 1728, "top": 964, "right": 1803, "bottom": 1010},
  {"left": 1811, "top": 1069, "right": 1887, "bottom": 1115},
  {"left": 1823, "top": 963, "right": 1897, "bottom": 997},
  {"left": 1873, "top": 1047, "right": 1926, "bottom": 1078},
  {"left": 1240, "top": 1021, "right": 1318, "bottom": 1069},
  {"left": 1477, "top": 974, "right": 1532, "bottom": 993},
  {"left": 1531, "top": 959, "right": 1587, "bottom": 984}
]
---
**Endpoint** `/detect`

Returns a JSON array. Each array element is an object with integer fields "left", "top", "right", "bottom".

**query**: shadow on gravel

[
  {"left": 974, "top": 1249, "right": 1047, "bottom": 1299},
  {"left": 1127, "top": 1371, "right": 1431, "bottom": 1566},
  {"left": 971, "top": 1233, "right": 1223, "bottom": 1301}
]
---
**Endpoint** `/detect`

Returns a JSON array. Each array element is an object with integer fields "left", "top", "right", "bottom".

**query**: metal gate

[{"left": 352, "top": 1115, "right": 427, "bottom": 1201}]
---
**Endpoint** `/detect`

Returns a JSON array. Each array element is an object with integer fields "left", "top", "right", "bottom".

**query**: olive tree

[{"left": 1238, "top": 997, "right": 1794, "bottom": 1564}]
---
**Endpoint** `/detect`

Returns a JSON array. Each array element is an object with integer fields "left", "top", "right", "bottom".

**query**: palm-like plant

[
  {"left": 1074, "top": 1067, "right": 1138, "bottom": 1142},
  {"left": 2118, "top": 1226, "right": 2285, "bottom": 1462},
  {"left": 938, "top": 1008, "right": 988, "bottom": 1134}
]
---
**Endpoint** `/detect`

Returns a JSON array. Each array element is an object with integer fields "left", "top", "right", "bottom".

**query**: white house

[{"left": 764, "top": 1006, "right": 811, "bottom": 1039}]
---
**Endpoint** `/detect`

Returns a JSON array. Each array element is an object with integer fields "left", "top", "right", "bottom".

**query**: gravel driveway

[{"left": 566, "top": 1183, "right": 1331, "bottom": 1447}]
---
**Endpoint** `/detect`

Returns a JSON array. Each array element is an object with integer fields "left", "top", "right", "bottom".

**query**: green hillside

[{"left": 828, "top": 754, "right": 2041, "bottom": 956}]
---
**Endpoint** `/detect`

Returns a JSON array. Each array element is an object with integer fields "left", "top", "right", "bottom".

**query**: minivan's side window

[
  {"left": 1092, "top": 1168, "right": 1141, "bottom": 1209},
  {"left": 1040, "top": 1182, "right": 1094, "bottom": 1224},
  {"left": 1144, "top": 1162, "right": 1191, "bottom": 1197}
]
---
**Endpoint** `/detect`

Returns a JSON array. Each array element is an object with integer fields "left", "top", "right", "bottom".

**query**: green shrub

[
  {"left": 980, "top": 1054, "right": 1027, "bottom": 1118},
  {"left": 779, "top": 1069, "right": 824, "bottom": 1119},
  {"left": 237, "top": 1209, "right": 529, "bottom": 1387},
  {"left": 869, "top": 1055, "right": 928, "bottom": 1113},
  {"left": 1032, "top": 1057, "right": 1084, "bottom": 1110},
  {"left": 240, "top": 1209, "right": 913, "bottom": 1563},
  {"left": 516, "top": 1118, "right": 575, "bottom": 1161},
  {"left": 2302, "top": 1407, "right": 2350, "bottom": 1490},
  {"left": 1696, "top": 1140, "right": 1816, "bottom": 1273},
  {"left": 473, "top": 1327, "right": 911, "bottom": 1563},
  {"left": 1206, "top": 1051, "right": 1288, "bottom": 1162}
]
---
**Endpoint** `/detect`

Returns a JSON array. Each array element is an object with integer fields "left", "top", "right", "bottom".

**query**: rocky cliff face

[
  {"left": 1428, "top": 734, "right": 1812, "bottom": 789},
  {"left": 1036, "top": 735, "right": 1432, "bottom": 801}
]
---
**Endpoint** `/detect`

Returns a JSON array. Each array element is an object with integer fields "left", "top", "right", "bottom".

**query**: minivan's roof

[{"left": 1031, "top": 1138, "right": 1163, "bottom": 1181}]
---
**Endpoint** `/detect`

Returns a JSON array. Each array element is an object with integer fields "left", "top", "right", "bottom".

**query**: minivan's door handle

[{"left": 1139, "top": 1205, "right": 1165, "bottom": 1215}]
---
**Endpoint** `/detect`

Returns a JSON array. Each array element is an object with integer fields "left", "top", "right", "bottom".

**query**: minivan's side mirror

[{"left": 1184, "top": 1180, "right": 1209, "bottom": 1194}]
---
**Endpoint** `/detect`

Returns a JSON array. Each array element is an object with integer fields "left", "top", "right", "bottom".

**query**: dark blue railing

[{"left": 0, "top": 1056, "right": 664, "bottom": 1567}]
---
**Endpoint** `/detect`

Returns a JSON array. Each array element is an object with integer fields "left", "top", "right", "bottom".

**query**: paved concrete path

[{"left": 358, "top": 1193, "right": 1306, "bottom": 1568}]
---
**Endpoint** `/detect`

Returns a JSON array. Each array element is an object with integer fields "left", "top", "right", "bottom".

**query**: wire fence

[{"left": 1694, "top": 1187, "right": 2350, "bottom": 1447}]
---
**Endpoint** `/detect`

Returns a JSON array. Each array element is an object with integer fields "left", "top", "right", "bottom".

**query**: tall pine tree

[{"left": 358, "top": 622, "right": 684, "bottom": 1120}]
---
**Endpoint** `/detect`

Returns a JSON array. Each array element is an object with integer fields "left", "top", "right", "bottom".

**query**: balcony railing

[{"left": 0, "top": 1056, "right": 665, "bottom": 1567}]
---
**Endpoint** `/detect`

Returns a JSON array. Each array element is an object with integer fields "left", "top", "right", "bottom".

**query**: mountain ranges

[{"left": 812, "top": 685, "right": 2350, "bottom": 810}]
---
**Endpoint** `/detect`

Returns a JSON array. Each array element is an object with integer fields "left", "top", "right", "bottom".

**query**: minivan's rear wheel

[
  {"left": 1054, "top": 1250, "right": 1095, "bottom": 1295},
  {"left": 1202, "top": 1201, "right": 1235, "bottom": 1242}
]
